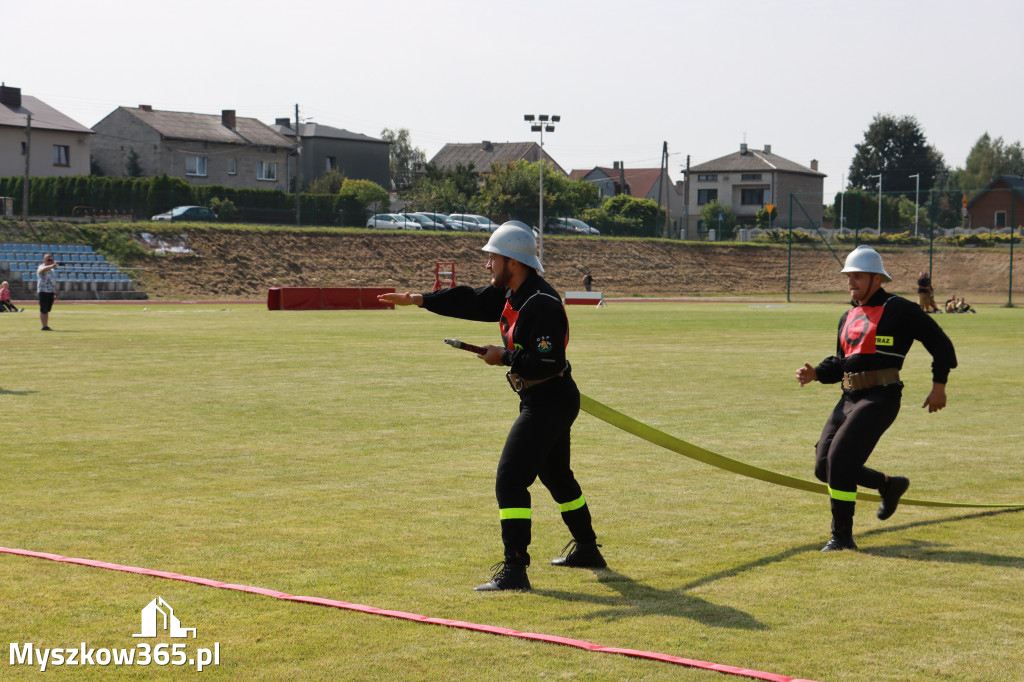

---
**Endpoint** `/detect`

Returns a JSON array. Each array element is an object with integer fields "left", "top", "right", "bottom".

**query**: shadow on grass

[
  {"left": 534, "top": 569, "right": 767, "bottom": 630},
  {"left": 683, "top": 507, "right": 1024, "bottom": 592},
  {"left": 0, "top": 388, "right": 37, "bottom": 395}
]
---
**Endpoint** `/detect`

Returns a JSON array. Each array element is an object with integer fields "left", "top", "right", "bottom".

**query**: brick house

[
  {"left": 965, "top": 175, "right": 1024, "bottom": 230},
  {"left": 0, "top": 84, "right": 92, "bottom": 178},
  {"left": 90, "top": 106, "right": 294, "bottom": 190},
  {"left": 270, "top": 118, "right": 390, "bottom": 190},
  {"left": 684, "top": 144, "right": 825, "bottom": 240}
]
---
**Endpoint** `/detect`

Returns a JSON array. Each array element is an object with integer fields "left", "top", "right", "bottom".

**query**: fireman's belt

[
  {"left": 842, "top": 368, "right": 901, "bottom": 391},
  {"left": 506, "top": 370, "right": 565, "bottom": 393}
]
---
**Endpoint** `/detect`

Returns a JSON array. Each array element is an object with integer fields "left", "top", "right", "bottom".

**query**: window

[
  {"left": 741, "top": 173, "right": 762, "bottom": 181},
  {"left": 186, "top": 156, "right": 208, "bottom": 176},
  {"left": 21, "top": 142, "right": 26, "bottom": 155},
  {"left": 326, "top": 156, "right": 337, "bottom": 171},
  {"left": 257, "top": 161, "right": 278, "bottom": 181},
  {"left": 697, "top": 189, "right": 718, "bottom": 205},
  {"left": 53, "top": 145, "right": 70, "bottom": 167},
  {"left": 227, "top": 159, "right": 237, "bottom": 175},
  {"left": 995, "top": 211, "right": 1007, "bottom": 228},
  {"left": 741, "top": 188, "right": 770, "bottom": 205},
  {"left": 697, "top": 174, "right": 718, "bottom": 182}
]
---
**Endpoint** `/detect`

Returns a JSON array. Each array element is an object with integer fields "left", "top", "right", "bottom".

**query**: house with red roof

[
  {"left": 570, "top": 162, "right": 684, "bottom": 233},
  {"left": 965, "top": 175, "right": 1024, "bottom": 231}
]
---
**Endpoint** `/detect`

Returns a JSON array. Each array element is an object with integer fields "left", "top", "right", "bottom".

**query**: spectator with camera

[{"left": 37, "top": 254, "right": 59, "bottom": 331}]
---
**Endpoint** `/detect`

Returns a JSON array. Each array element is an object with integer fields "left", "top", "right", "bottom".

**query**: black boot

[
  {"left": 822, "top": 501, "right": 857, "bottom": 552},
  {"left": 877, "top": 476, "right": 910, "bottom": 520},
  {"left": 821, "top": 534, "right": 858, "bottom": 552},
  {"left": 474, "top": 560, "right": 530, "bottom": 591},
  {"left": 551, "top": 539, "right": 606, "bottom": 568}
]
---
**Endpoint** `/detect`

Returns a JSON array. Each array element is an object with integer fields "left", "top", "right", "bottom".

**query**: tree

[
  {"left": 125, "top": 147, "right": 144, "bottom": 177},
  {"left": 473, "top": 160, "right": 599, "bottom": 224},
  {"left": 403, "top": 162, "right": 479, "bottom": 213},
  {"left": 755, "top": 205, "right": 778, "bottom": 228},
  {"left": 848, "top": 114, "right": 946, "bottom": 199},
  {"left": 381, "top": 128, "right": 426, "bottom": 191},
  {"left": 700, "top": 199, "right": 737, "bottom": 239},
  {"left": 953, "top": 133, "right": 1024, "bottom": 191},
  {"left": 338, "top": 178, "right": 389, "bottom": 225},
  {"left": 307, "top": 169, "right": 346, "bottom": 195}
]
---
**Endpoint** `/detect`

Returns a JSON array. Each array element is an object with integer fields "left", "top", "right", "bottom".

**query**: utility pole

[
  {"left": 294, "top": 103, "right": 301, "bottom": 226},
  {"left": 662, "top": 142, "right": 671, "bottom": 238},
  {"left": 656, "top": 142, "right": 665, "bottom": 238},
  {"left": 22, "top": 112, "right": 30, "bottom": 222}
]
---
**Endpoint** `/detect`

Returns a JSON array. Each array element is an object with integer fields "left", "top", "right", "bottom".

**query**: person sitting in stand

[{"left": 0, "top": 281, "right": 22, "bottom": 312}]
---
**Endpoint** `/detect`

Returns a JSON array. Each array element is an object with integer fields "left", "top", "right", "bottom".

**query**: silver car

[
  {"left": 367, "top": 213, "right": 419, "bottom": 230},
  {"left": 403, "top": 213, "right": 445, "bottom": 230},
  {"left": 448, "top": 214, "right": 501, "bottom": 233}
]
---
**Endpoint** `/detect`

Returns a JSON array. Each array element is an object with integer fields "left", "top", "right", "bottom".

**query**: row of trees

[
  {"left": 850, "top": 116, "right": 1023, "bottom": 198},
  {"left": 399, "top": 158, "right": 667, "bottom": 237}
]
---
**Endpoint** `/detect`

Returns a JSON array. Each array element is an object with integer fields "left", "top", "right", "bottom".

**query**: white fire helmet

[
  {"left": 840, "top": 245, "right": 891, "bottom": 283},
  {"left": 482, "top": 221, "right": 544, "bottom": 273}
]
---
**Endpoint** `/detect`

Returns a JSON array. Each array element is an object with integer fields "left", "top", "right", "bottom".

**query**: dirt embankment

[
  {"left": 2, "top": 222, "right": 1020, "bottom": 301},
  {"left": 125, "top": 230, "right": 1022, "bottom": 303}
]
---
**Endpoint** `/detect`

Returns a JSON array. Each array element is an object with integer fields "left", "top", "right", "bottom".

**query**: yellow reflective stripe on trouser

[
  {"left": 557, "top": 495, "right": 586, "bottom": 513},
  {"left": 499, "top": 508, "right": 531, "bottom": 520},
  {"left": 828, "top": 486, "right": 858, "bottom": 502}
]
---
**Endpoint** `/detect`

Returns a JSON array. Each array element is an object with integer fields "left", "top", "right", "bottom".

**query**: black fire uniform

[
  {"left": 811, "top": 288, "right": 957, "bottom": 536},
  {"left": 421, "top": 271, "right": 598, "bottom": 566}
]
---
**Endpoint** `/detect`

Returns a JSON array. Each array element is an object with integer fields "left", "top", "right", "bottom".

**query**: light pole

[
  {"left": 909, "top": 173, "right": 920, "bottom": 237},
  {"left": 524, "top": 114, "right": 559, "bottom": 264},
  {"left": 867, "top": 173, "right": 882, "bottom": 231}
]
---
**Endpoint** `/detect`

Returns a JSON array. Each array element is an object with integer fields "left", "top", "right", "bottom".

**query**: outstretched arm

[{"left": 378, "top": 292, "right": 423, "bottom": 307}]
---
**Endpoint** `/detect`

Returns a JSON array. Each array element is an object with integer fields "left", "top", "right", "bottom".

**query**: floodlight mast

[{"left": 523, "top": 114, "right": 560, "bottom": 264}]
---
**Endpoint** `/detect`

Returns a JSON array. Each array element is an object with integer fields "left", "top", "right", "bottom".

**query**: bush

[
  {"left": 209, "top": 197, "right": 238, "bottom": 221},
  {"left": 752, "top": 229, "right": 818, "bottom": 243},
  {"left": 833, "top": 231, "right": 924, "bottom": 245},
  {"left": 936, "top": 232, "right": 1022, "bottom": 247}
]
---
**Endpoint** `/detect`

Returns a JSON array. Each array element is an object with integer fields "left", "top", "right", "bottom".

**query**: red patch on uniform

[{"left": 841, "top": 306, "right": 884, "bottom": 356}]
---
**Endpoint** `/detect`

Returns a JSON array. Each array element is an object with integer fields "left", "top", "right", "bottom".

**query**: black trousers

[
  {"left": 495, "top": 375, "right": 596, "bottom": 564},
  {"left": 814, "top": 386, "right": 901, "bottom": 534}
]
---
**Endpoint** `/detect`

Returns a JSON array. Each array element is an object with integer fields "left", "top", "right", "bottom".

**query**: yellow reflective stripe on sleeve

[
  {"left": 557, "top": 495, "right": 586, "bottom": 513},
  {"left": 828, "top": 486, "right": 858, "bottom": 502},
  {"left": 499, "top": 508, "right": 531, "bottom": 520}
]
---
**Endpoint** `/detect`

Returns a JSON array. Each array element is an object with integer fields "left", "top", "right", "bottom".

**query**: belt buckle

[{"left": 506, "top": 371, "right": 524, "bottom": 393}]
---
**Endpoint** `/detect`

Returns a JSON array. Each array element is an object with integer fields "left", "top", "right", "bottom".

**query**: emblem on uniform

[{"left": 536, "top": 336, "right": 553, "bottom": 352}]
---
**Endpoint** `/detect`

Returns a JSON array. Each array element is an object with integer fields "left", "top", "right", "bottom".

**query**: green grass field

[{"left": 1, "top": 301, "right": 1022, "bottom": 680}]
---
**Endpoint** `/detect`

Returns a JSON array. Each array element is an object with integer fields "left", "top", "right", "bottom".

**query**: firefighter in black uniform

[
  {"left": 796, "top": 246, "right": 957, "bottom": 551},
  {"left": 378, "top": 221, "right": 605, "bottom": 591}
]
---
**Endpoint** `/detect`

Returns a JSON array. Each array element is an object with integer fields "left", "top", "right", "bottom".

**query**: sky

[{"left": 5, "top": 0, "right": 1022, "bottom": 202}]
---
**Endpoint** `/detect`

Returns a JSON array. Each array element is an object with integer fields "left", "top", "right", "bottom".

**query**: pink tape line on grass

[{"left": 0, "top": 546, "right": 817, "bottom": 682}]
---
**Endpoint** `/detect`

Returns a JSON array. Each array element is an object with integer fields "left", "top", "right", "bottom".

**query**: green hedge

[{"left": 0, "top": 175, "right": 347, "bottom": 226}]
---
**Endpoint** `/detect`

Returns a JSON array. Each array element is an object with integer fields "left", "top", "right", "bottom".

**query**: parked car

[
  {"left": 448, "top": 213, "right": 501, "bottom": 233},
  {"left": 415, "top": 212, "right": 458, "bottom": 230},
  {"left": 367, "top": 213, "right": 420, "bottom": 230},
  {"left": 545, "top": 217, "right": 600, "bottom": 236},
  {"left": 403, "top": 213, "right": 445, "bottom": 230},
  {"left": 152, "top": 206, "right": 218, "bottom": 222}
]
